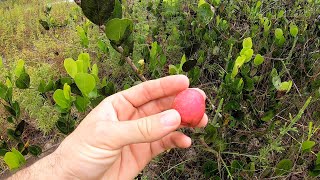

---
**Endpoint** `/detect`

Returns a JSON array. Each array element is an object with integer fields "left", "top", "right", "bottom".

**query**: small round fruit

[{"left": 172, "top": 89, "right": 206, "bottom": 127}]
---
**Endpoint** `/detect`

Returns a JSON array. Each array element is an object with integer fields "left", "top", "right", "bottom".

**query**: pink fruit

[{"left": 172, "top": 89, "right": 206, "bottom": 127}]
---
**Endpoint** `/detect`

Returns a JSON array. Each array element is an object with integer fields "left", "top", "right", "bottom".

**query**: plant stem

[
  {"left": 116, "top": 47, "right": 147, "bottom": 82},
  {"left": 99, "top": 25, "right": 148, "bottom": 82},
  {"left": 212, "top": 98, "right": 224, "bottom": 125},
  {"left": 279, "top": 96, "right": 312, "bottom": 139},
  {"left": 286, "top": 37, "right": 298, "bottom": 63},
  {"left": 281, "top": 36, "right": 301, "bottom": 96}
]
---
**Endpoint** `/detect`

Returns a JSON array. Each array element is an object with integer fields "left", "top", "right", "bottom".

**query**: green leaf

[
  {"left": 243, "top": 37, "right": 253, "bottom": 49},
  {"left": 198, "top": 0, "right": 207, "bottom": 7},
  {"left": 0, "top": 149, "right": 8, "bottom": 156},
  {"left": 102, "top": 82, "right": 115, "bottom": 96},
  {"left": 64, "top": 58, "right": 78, "bottom": 78},
  {"left": 0, "top": 56, "right": 3, "bottom": 68},
  {"left": 277, "top": 10, "right": 285, "bottom": 19},
  {"left": 14, "top": 120, "right": 25, "bottom": 137},
  {"left": 38, "top": 80, "right": 54, "bottom": 93},
  {"left": 302, "top": 141, "right": 316, "bottom": 152},
  {"left": 4, "top": 148, "right": 26, "bottom": 170},
  {"left": 123, "top": 84, "right": 131, "bottom": 90},
  {"left": 254, "top": 54, "right": 265, "bottom": 66},
  {"left": 149, "top": 42, "right": 160, "bottom": 71},
  {"left": 97, "top": 39, "right": 108, "bottom": 53},
  {"left": 56, "top": 118, "right": 75, "bottom": 135},
  {"left": 169, "top": 65, "right": 178, "bottom": 75},
  {"left": 204, "top": 124, "right": 218, "bottom": 143},
  {"left": 121, "top": 34, "right": 134, "bottom": 56},
  {"left": 279, "top": 81, "right": 293, "bottom": 93},
  {"left": 76, "top": 26, "right": 89, "bottom": 48},
  {"left": 105, "top": 18, "right": 133, "bottom": 43},
  {"left": 15, "top": 73, "right": 30, "bottom": 89},
  {"left": 290, "top": 24, "right": 299, "bottom": 37},
  {"left": 75, "top": 96, "right": 90, "bottom": 112},
  {"left": 224, "top": 100, "right": 241, "bottom": 111},
  {"left": 261, "top": 110, "right": 275, "bottom": 122},
  {"left": 271, "top": 69, "right": 281, "bottom": 90},
  {"left": 189, "top": 67, "right": 201, "bottom": 84},
  {"left": 78, "top": 53, "right": 91, "bottom": 73},
  {"left": 63, "top": 83, "right": 71, "bottom": 101},
  {"left": 212, "top": 0, "right": 221, "bottom": 6},
  {"left": 240, "top": 48, "right": 254, "bottom": 62},
  {"left": 6, "top": 78, "right": 12, "bottom": 88},
  {"left": 80, "top": 0, "right": 116, "bottom": 25},
  {"left": 91, "top": 64, "right": 99, "bottom": 76},
  {"left": 275, "top": 159, "right": 293, "bottom": 175},
  {"left": 76, "top": 60, "right": 84, "bottom": 73},
  {"left": 7, "top": 129, "right": 20, "bottom": 141},
  {"left": 180, "top": 54, "right": 187, "bottom": 71},
  {"left": 0, "top": 83, "right": 8, "bottom": 100},
  {"left": 74, "top": 73, "right": 96, "bottom": 96},
  {"left": 275, "top": 28, "right": 284, "bottom": 39},
  {"left": 110, "top": 0, "right": 122, "bottom": 19},
  {"left": 28, "top": 145, "right": 42, "bottom": 156},
  {"left": 4, "top": 103, "right": 19, "bottom": 118},
  {"left": 159, "top": 54, "right": 167, "bottom": 66},
  {"left": 7, "top": 117, "right": 14, "bottom": 124},
  {"left": 14, "top": 59, "right": 25, "bottom": 77},
  {"left": 198, "top": 2, "right": 214, "bottom": 25},
  {"left": 244, "top": 77, "right": 254, "bottom": 91},
  {"left": 53, "top": 89, "right": 71, "bottom": 109},
  {"left": 232, "top": 56, "right": 246, "bottom": 78}
]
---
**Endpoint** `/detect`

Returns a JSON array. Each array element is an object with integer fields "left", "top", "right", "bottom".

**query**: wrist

[
  {"left": 7, "top": 150, "right": 74, "bottom": 180},
  {"left": 47, "top": 150, "right": 77, "bottom": 180}
]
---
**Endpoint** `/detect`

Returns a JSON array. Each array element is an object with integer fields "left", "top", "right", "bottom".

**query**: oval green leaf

[
  {"left": 243, "top": 37, "right": 253, "bottom": 49},
  {"left": 254, "top": 54, "right": 265, "bottom": 66},
  {"left": 105, "top": 18, "right": 133, "bottom": 43},
  {"left": 75, "top": 96, "right": 90, "bottom": 112},
  {"left": 275, "top": 28, "right": 284, "bottom": 39},
  {"left": 4, "top": 148, "right": 26, "bottom": 170},
  {"left": 78, "top": 53, "right": 91, "bottom": 73},
  {"left": 53, "top": 89, "right": 71, "bottom": 109},
  {"left": 64, "top": 58, "right": 78, "bottom": 78},
  {"left": 28, "top": 145, "right": 42, "bottom": 156},
  {"left": 74, "top": 73, "right": 96, "bottom": 96},
  {"left": 80, "top": 0, "right": 115, "bottom": 26},
  {"left": 290, "top": 24, "right": 299, "bottom": 37},
  {"left": 16, "top": 73, "right": 30, "bottom": 89},
  {"left": 275, "top": 159, "right": 293, "bottom": 175},
  {"left": 14, "top": 59, "right": 25, "bottom": 77},
  {"left": 302, "top": 140, "right": 316, "bottom": 152}
]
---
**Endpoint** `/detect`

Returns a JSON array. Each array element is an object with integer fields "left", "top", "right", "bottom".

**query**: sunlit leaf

[
  {"left": 64, "top": 58, "right": 78, "bottom": 78},
  {"left": 74, "top": 73, "right": 96, "bottom": 96}
]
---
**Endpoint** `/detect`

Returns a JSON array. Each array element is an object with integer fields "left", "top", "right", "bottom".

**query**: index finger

[{"left": 120, "top": 75, "right": 189, "bottom": 107}]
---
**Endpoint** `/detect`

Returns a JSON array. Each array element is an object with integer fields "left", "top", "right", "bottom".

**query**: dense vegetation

[{"left": 0, "top": 0, "right": 319, "bottom": 179}]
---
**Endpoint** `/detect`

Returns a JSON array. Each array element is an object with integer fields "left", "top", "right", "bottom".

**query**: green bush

[{"left": 1, "top": 0, "right": 320, "bottom": 178}]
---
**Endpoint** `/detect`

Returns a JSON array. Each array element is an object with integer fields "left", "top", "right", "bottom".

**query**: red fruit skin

[{"left": 172, "top": 89, "right": 206, "bottom": 127}]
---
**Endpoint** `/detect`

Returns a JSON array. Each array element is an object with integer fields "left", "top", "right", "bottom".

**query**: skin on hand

[{"left": 9, "top": 75, "right": 208, "bottom": 180}]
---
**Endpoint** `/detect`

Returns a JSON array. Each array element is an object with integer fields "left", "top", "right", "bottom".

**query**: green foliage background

[{"left": 0, "top": 0, "right": 320, "bottom": 179}]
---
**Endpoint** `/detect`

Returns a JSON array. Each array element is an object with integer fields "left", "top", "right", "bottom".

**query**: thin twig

[
  {"left": 99, "top": 25, "right": 148, "bottom": 82},
  {"left": 116, "top": 47, "right": 147, "bottom": 82}
]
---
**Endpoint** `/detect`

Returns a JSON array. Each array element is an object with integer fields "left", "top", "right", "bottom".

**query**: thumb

[{"left": 112, "top": 110, "right": 181, "bottom": 148}]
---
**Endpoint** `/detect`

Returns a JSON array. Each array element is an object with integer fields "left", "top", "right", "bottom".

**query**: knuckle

[{"left": 137, "top": 118, "right": 153, "bottom": 140}]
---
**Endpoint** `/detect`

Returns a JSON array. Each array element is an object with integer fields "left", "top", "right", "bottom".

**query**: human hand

[{"left": 53, "top": 75, "right": 208, "bottom": 180}]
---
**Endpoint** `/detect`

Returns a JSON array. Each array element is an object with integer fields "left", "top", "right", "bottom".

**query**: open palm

[{"left": 55, "top": 75, "right": 208, "bottom": 180}]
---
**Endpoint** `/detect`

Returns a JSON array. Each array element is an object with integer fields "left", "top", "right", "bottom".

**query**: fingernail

[{"left": 160, "top": 110, "right": 180, "bottom": 127}]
